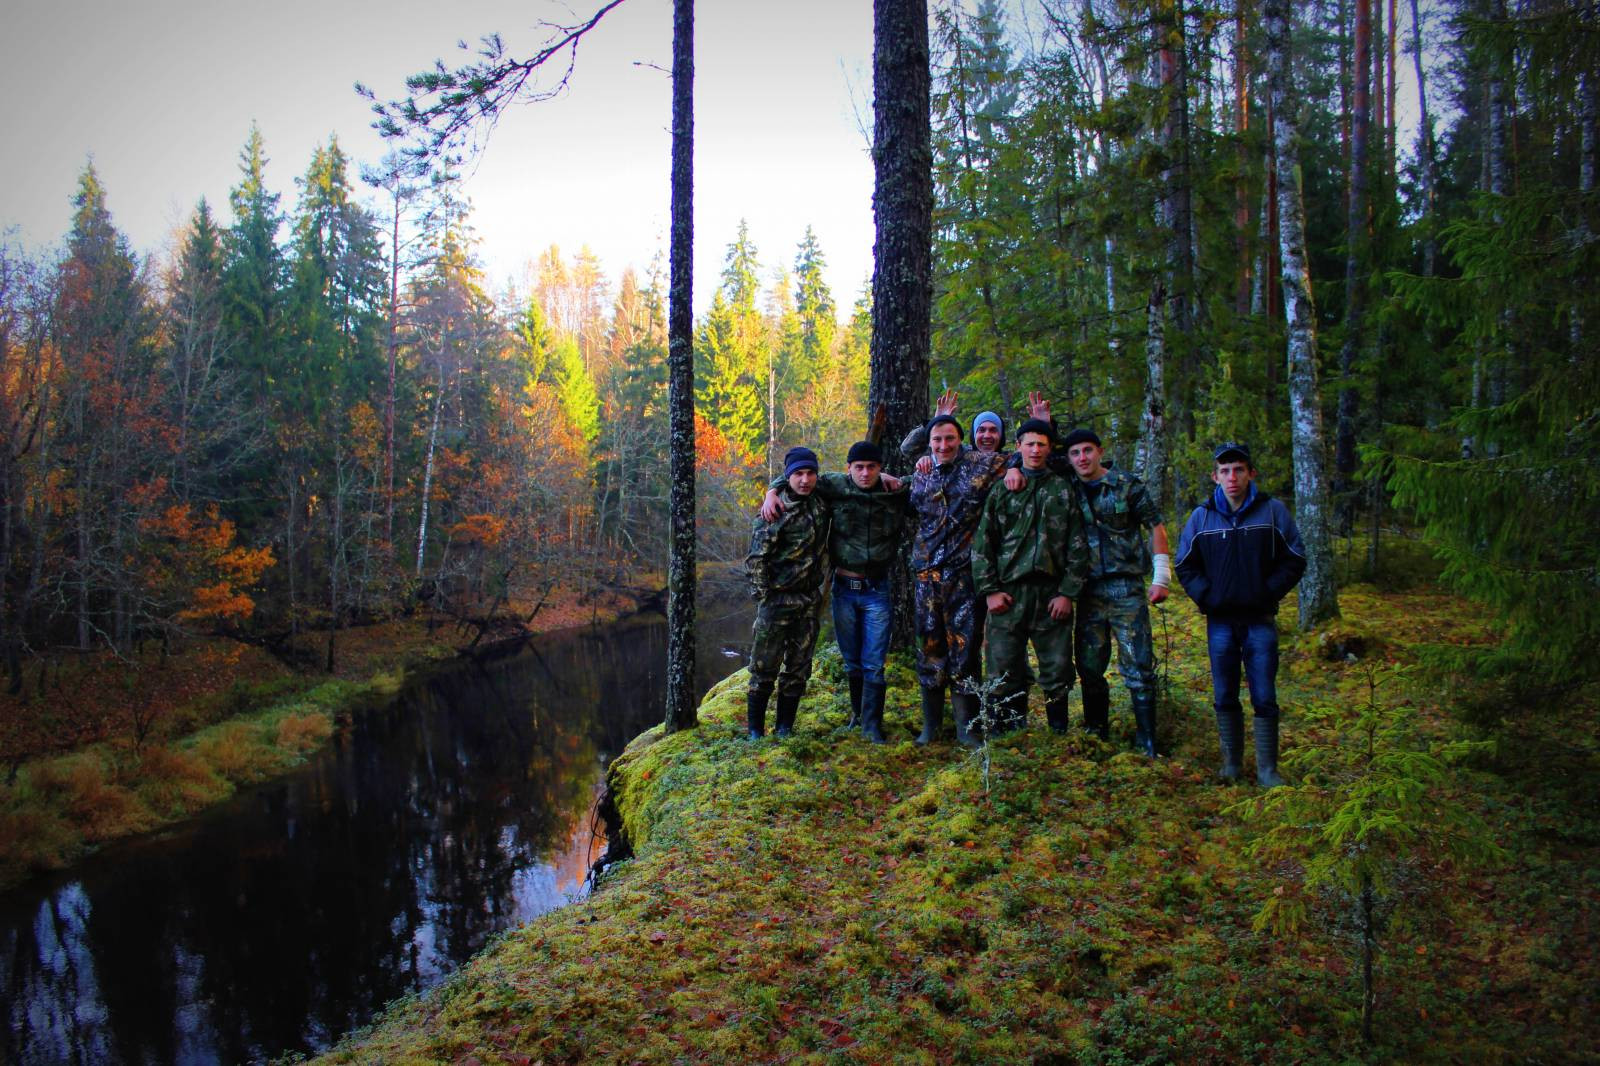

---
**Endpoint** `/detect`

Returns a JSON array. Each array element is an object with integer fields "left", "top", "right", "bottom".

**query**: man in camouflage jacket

[
  {"left": 1058, "top": 428, "right": 1170, "bottom": 755},
  {"left": 760, "top": 440, "right": 909, "bottom": 743},
  {"left": 744, "top": 446, "right": 830, "bottom": 739},
  {"left": 972, "top": 419, "right": 1092, "bottom": 733},
  {"left": 909, "top": 414, "right": 1009, "bottom": 745}
]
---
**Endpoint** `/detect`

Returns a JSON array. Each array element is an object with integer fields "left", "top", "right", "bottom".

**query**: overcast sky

[{"left": 0, "top": 0, "right": 877, "bottom": 315}]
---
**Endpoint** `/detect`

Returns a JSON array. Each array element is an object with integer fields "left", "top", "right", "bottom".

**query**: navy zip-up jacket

[{"left": 1175, "top": 484, "right": 1307, "bottom": 620}]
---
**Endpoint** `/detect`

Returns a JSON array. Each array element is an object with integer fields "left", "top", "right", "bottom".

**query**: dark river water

[{"left": 0, "top": 602, "right": 754, "bottom": 1065}]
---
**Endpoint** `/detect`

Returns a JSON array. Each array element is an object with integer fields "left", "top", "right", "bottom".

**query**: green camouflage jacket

[
  {"left": 972, "top": 469, "right": 1091, "bottom": 600},
  {"left": 745, "top": 488, "right": 830, "bottom": 612},
  {"left": 785, "top": 472, "right": 909, "bottom": 575},
  {"left": 1071, "top": 467, "right": 1165, "bottom": 581},
  {"left": 910, "top": 449, "right": 1009, "bottom": 571}
]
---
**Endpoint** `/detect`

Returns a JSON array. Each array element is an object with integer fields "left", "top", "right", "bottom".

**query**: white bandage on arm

[{"left": 1151, "top": 553, "right": 1172, "bottom": 588}]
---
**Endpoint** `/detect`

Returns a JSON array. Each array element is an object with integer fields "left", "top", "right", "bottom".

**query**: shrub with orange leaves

[
  {"left": 449, "top": 513, "right": 508, "bottom": 549},
  {"left": 134, "top": 492, "right": 276, "bottom": 628}
]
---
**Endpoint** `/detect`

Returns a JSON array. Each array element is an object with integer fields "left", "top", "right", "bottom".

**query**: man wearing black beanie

[
  {"left": 759, "top": 441, "right": 908, "bottom": 742},
  {"left": 744, "top": 446, "right": 830, "bottom": 739}
]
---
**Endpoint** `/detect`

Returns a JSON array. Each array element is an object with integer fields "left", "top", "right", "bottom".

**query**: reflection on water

[{"left": 0, "top": 604, "right": 753, "bottom": 1065}]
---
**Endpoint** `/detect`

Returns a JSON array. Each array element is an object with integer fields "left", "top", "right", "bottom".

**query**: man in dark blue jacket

[{"left": 1175, "top": 443, "right": 1307, "bottom": 786}]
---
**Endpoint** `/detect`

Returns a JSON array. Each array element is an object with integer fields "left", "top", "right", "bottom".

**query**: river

[{"left": 0, "top": 602, "right": 754, "bottom": 1065}]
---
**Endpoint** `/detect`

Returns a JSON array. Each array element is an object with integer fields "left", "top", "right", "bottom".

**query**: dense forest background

[{"left": 0, "top": 0, "right": 1592, "bottom": 722}]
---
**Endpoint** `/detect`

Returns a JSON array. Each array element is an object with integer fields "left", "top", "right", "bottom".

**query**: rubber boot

[
  {"left": 1216, "top": 706, "right": 1244, "bottom": 782},
  {"left": 915, "top": 685, "right": 944, "bottom": 745},
  {"left": 951, "top": 691, "right": 981, "bottom": 748},
  {"left": 774, "top": 693, "right": 800, "bottom": 738},
  {"left": 860, "top": 682, "right": 888, "bottom": 744},
  {"left": 747, "top": 689, "right": 771, "bottom": 740},
  {"left": 1254, "top": 715, "right": 1286, "bottom": 788},
  {"left": 1045, "top": 694, "right": 1071, "bottom": 734},
  {"left": 992, "top": 691, "right": 1028, "bottom": 736},
  {"left": 1130, "top": 692, "right": 1159, "bottom": 758},
  {"left": 1081, "top": 685, "right": 1110, "bottom": 740},
  {"left": 846, "top": 673, "right": 864, "bottom": 729}
]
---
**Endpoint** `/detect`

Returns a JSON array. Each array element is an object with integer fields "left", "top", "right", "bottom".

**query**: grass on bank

[
  {"left": 315, "top": 568, "right": 1598, "bottom": 1065},
  {"left": 0, "top": 584, "right": 644, "bottom": 891},
  {"left": 0, "top": 672, "right": 406, "bottom": 889}
]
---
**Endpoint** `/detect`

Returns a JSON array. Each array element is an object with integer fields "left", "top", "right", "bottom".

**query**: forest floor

[
  {"left": 0, "top": 582, "right": 650, "bottom": 891},
  {"left": 315, "top": 546, "right": 1598, "bottom": 1065}
]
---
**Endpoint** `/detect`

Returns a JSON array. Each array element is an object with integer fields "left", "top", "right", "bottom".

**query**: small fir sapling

[{"left": 1231, "top": 665, "right": 1504, "bottom": 1046}]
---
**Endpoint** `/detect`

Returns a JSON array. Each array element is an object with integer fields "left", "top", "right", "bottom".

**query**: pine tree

[
  {"left": 222, "top": 124, "right": 284, "bottom": 406},
  {"left": 554, "top": 334, "right": 600, "bottom": 442},
  {"left": 55, "top": 164, "right": 157, "bottom": 650},
  {"left": 792, "top": 227, "right": 836, "bottom": 402}
]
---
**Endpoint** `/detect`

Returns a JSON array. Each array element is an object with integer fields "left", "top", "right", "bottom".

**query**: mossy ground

[{"left": 317, "top": 574, "right": 1597, "bottom": 1065}]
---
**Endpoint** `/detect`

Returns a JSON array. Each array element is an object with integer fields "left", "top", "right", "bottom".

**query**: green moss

[{"left": 319, "top": 594, "right": 1599, "bottom": 1064}]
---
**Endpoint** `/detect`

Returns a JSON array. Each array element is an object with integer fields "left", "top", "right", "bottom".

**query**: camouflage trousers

[
  {"left": 1075, "top": 576, "right": 1157, "bottom": 699},
  {"left": 748, "top": 601, "right": 822, "bottom": 699},
  {"left": 914, "top": 564, "right": 985, "bottom": 690},
  {"left": 984, "top": 577, "right": 1076, "bottom": 704}
]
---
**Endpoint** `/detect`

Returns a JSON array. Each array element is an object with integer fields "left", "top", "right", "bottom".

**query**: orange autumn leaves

[{"left": 134, "top": 483, "right": 275, "bottom": 624}]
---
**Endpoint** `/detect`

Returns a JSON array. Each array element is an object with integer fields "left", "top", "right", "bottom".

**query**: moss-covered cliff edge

[{"left": 317, "top": 585, "right": 1596, "bottom": 1064}]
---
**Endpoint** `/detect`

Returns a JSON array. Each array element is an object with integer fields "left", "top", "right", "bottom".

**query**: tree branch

[{"left": 356, "top": 0, "right": 630, "bottom": 161}]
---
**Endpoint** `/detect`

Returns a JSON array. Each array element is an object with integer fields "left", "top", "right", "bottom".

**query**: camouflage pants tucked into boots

[
  {"left": 914, "top": 564, "right": 984, "bottom": 690},
  {"left": 748, "top": 602, "right": 822, "bottom": 699},
  {"left": 984, "top": 578, "right": 1075, "bottom": 704},
  {"left": 1075, "top": 576, "right": 1157, "bottom": 701}
]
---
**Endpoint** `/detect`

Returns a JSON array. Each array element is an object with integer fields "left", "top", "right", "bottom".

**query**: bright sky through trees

[{"left": 0, "top": 0, "right": 876, "bottom": 316}]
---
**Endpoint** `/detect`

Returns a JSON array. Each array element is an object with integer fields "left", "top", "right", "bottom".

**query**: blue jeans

[
  {"left": 1206, "top": 618, "right": 1281, "bottom": 720},
  {"left": 832, "top": 574, "right": 893, "bottom": 685}
]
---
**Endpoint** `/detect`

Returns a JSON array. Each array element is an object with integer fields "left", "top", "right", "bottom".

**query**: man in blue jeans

[
  {"left": 1175, "top": 443, "right": 1307, "bottom": 786},
  {"left": 761, "top": 441, "right": 908, "bottom": 742}
]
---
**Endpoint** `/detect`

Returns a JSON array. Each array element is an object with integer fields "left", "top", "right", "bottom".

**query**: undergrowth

[
  {"left": 0, "top": 674, "right": 400, "bottom": 889},
  {"left": 314, "top": 580, "right": 1597, "bottom": 1065}
]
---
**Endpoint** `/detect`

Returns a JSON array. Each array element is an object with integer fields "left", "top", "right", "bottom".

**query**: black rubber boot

[
  {"left": 992, "top": 691, "right": 1028, "bottom": 735},
  {"left": 1254, "top": 714, "right": 1286, "bottom": 787},
  {"left": 915, "top": 685, "right": 944, "bottom": 745},
  {"left": 1081, "top": 685, "right": 1110, "bottom": 740},
  {"left": 747, "top": 689, "right": 771, "bottom": 740},
  {"left": 774, "top": 693, "right": 800, "bottom": 738},
  {"left": 1216, "top": 706, "right": 1244, "bottom": 782},
  {"left": 1045, "top": 695, "right": 1071, "bottom": 734},
  {"left": 860, "top": 682, "right": 888, "bottom": 744},
  {"left": 951, "top": 691, "right": 981, "bottom": 748},
  {"left": 846, "top": 673, "right": 864, "bottom": 729},
  {"left": 1130, "top": 692, "right": 1159, "bottom": 758}
]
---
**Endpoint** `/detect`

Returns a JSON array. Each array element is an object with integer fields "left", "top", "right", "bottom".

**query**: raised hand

[
  {"left": 934, "top": 389, "right": 959, "bottom": 417},
  {"left": 1027, "top": 390, "right": 1051, "bottom": 421}
]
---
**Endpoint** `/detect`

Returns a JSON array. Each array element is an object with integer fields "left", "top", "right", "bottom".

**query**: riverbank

[
  {"left": 315, "top": 577, "right": 1597, "bottom": 1064},
  {"left": 0, "top": 584, "right": 650, "bottom": 891}
]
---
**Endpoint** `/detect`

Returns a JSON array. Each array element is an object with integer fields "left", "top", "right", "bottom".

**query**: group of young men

[{"left": 743, "top": 394, "right": 1307, "bottom": 787}]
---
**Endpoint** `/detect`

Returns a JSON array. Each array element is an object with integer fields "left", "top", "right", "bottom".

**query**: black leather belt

[{"left": 836, "top": 574, "right": 875, "bottom": 591}]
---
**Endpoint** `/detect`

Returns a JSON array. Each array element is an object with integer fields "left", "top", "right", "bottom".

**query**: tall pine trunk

[
  {"left": 663, "top": 0, "right": 697, "bottom": 733},
  {"left": 1408, "top": 0, "right": 1439, "bottom": 276},
  {"left": 1157, "top": 0, "right": 1197, "bottom": 448},
  {"left": 869, "top": 0, "right": 933, "bottom": 644},
  {"left": 1266, "top": 0, "right": 1340, "bottom": 628},
  {"left": 1337, "top": 0, "right": 1371, "bottom": 533}
]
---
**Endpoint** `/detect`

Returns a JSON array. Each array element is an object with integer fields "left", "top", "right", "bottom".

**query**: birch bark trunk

[{"left": 1266, "top": 0, "right": 1340, "bottom": 627}]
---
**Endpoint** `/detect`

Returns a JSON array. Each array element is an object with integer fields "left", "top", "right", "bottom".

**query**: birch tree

[{"left": 1265, "top": 0, "right": 1339, "bottom": 627}]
